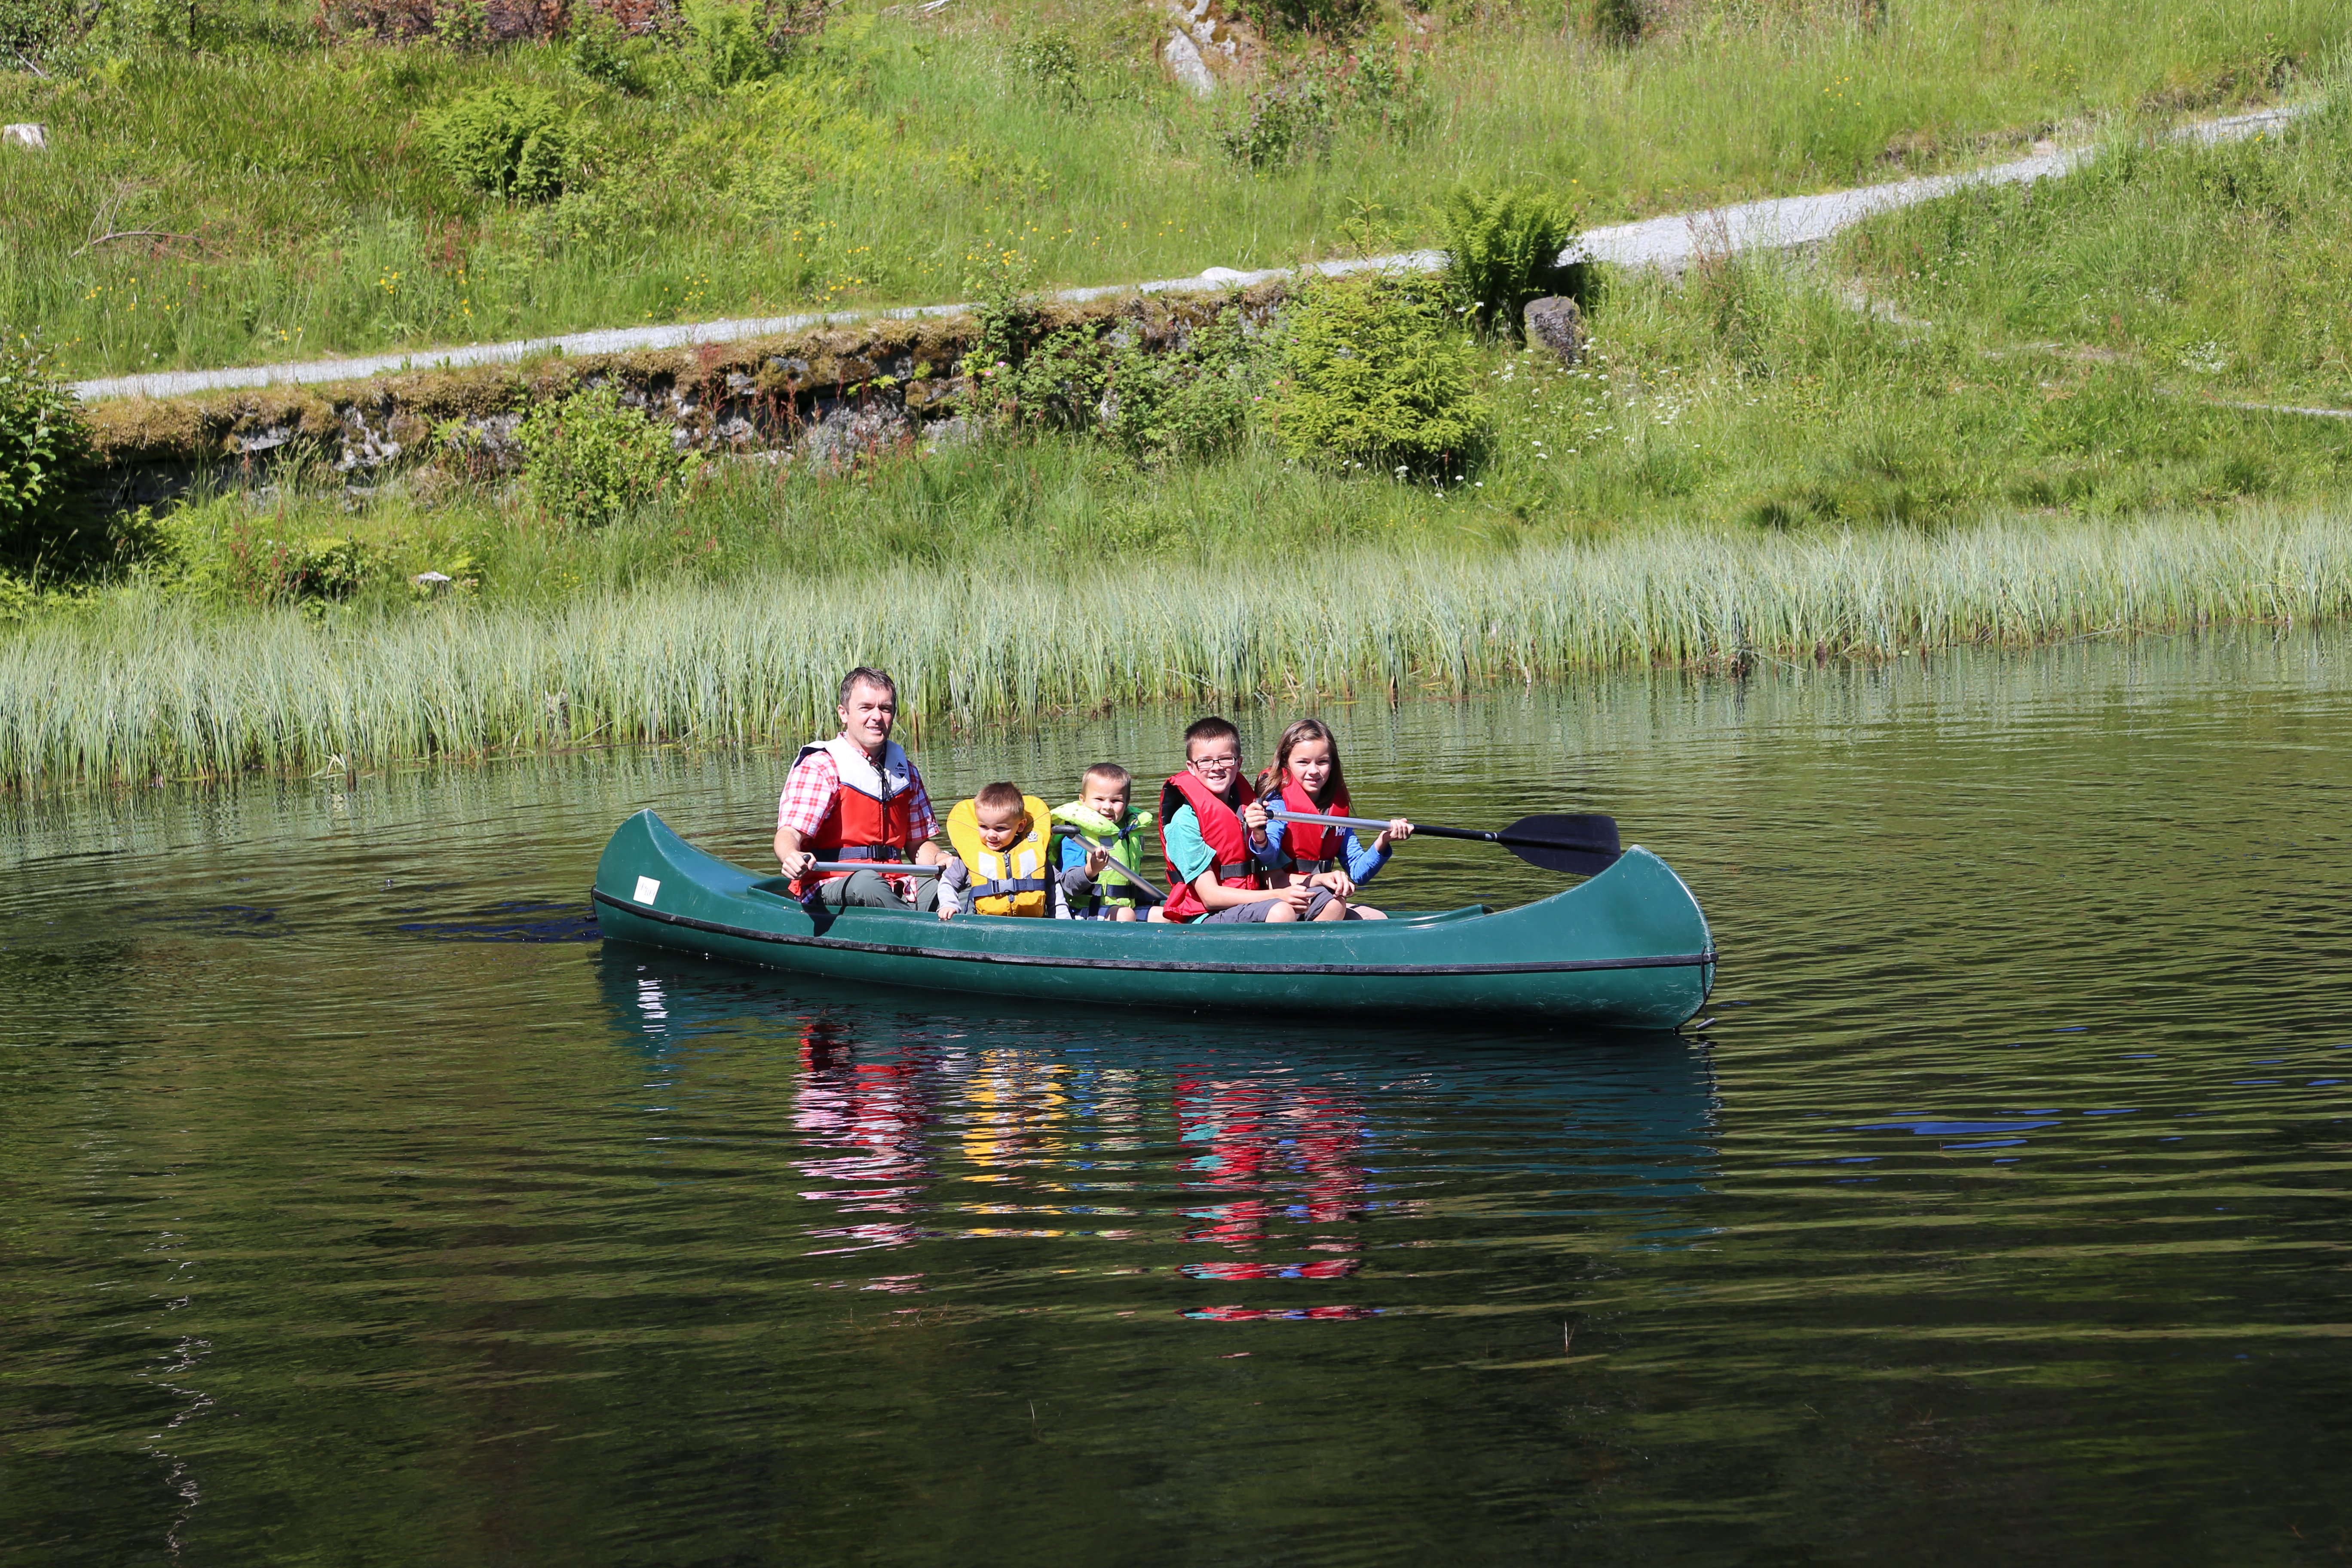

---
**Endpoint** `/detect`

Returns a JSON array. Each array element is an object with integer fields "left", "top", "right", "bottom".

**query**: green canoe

[{"left": 591, "top": 809, "right": 1717, "bottom": 1029}]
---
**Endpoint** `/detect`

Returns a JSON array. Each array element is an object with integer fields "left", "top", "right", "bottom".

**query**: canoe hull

[{"left": 591, "top": 810, "right": 1715, "bottom": 1029}]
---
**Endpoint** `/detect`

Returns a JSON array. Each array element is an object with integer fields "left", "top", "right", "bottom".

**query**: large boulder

[
  {"left": 1162, "top": 29, "right": 1214, "bottom": 96},
  {"left": 1524, "top": 296, "right": 1585, "bottom": 366}
]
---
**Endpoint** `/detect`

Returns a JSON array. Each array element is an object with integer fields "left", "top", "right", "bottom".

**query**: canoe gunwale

[{"left": 588, "top": 889, "right": 1718, "bottom": 979}]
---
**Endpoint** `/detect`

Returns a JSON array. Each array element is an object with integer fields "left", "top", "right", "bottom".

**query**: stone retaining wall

[{"left": 86, "top": 283, "right": 1288, "bottom": 507}]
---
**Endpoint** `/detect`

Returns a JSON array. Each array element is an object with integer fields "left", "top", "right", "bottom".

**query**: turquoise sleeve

[{"left": 1164, "top": 806, "right": 1212, "bottom": 885}]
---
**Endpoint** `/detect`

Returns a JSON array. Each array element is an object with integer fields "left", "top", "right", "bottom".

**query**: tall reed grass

[{"left": 7, "top": 509, "right": 2346, "bottom": 787}]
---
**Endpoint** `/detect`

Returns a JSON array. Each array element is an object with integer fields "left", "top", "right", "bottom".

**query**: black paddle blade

[{"left": 1495, "top": 814, "right": 1621, "bottom": 877}]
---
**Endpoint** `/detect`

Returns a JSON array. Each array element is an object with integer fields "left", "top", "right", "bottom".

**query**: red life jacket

[
  {"left": 1275, "top": 777, "right": 1354, "bottom": 874},
  {"left": 1159, "top": 771, "right": 1264, "bottom": 923},
  {"left": 790, "top": 736, "right": 920, "bottom": 897}
]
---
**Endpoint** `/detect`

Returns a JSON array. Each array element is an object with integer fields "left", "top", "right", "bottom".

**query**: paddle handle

[{"left": 809, "top": 861, "right": 941, "bottom": 877}]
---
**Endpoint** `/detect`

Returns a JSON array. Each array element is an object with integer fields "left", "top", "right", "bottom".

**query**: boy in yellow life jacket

[
  {"left": 940, "top": 781, "right": 1106, "bottom": 919},
  {"left": 1050, "top": 763, "right": 1156, "bottom": 921}
]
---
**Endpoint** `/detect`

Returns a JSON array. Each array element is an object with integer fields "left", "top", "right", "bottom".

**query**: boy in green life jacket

[{"left": 1051, "top": 764, "right": 1157, "bottom": 921}]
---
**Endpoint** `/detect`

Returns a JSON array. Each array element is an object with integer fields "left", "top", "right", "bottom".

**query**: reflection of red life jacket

[
  {"left": 1158, "top": 772, "right": 1263, "bottom": 923},
  {"left": 791, "top": 736, "right": 920, "bottom": 897},
  {"left": 1274, "top": 777, "right": 1353, "bottom": 874}
]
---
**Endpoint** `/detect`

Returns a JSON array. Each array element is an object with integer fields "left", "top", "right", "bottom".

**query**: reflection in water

[{"left": 597, "top": 954, "right": 1719, "bottom": 1326}]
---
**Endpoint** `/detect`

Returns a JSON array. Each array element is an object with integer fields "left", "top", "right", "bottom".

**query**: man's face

[
  {"left": 1185, "top": 736, "right": 1242, "bottom": 794},
  {"left": 837, "top": 681, "right": 896, "bottom": 753},
  {"left": 974, "top": 799, "right": 1027, "bottom": 852}
]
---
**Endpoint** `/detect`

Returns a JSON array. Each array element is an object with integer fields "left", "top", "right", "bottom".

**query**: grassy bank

[
  {"left": 5, "top": 508, "right": 2347, "bottom": 787},
  {"left": 112, "top": 89, "right": 2352, "bottom": 613},
  {"left": 3, "top": 0, "right": 2341, "bottom": 378}
]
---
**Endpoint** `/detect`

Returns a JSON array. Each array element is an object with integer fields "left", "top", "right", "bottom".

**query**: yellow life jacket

[{"left": 947, "top": 794, "right": 1054, "bottom": 916}]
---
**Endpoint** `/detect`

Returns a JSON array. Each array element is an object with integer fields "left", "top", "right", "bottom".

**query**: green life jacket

[{"left": 1050, "top": 801, "right": 1155, "bottom": 913}]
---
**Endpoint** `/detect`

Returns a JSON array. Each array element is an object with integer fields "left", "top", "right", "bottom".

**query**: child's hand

[
  {"left": 1083, "top": 846, "right": 1110, "bottom": 878},
  {"left": 1372, "top": 818, "right": 1413, "bottom": 852},
  {"left": 937, "top": 905, "right": 957, "bottom": 921}
]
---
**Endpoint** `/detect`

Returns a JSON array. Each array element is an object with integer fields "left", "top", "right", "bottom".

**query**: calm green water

[{"left": 4, "top": 628, "right": 2350, "bottom": 1566}]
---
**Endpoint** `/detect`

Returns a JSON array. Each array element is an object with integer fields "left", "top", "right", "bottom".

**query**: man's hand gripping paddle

[{"left": 1264, "top": 808, "right": 1622, "bottom": 878}]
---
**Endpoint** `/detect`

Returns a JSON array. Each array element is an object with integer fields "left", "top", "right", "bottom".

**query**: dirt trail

[{"left": 67, "top": 105, "right": 2301, "bottom": 405}]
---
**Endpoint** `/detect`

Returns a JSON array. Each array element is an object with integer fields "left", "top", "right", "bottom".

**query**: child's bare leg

[
  {"left": 1351, "top": 906, "right": 1389, "bottom": 920},
  {"left": 1262, "top": 900, "right": 1299, "bottom": 922},
  {"left": 1115, "top": 906, "right": 1136, "bottom": 922},
  {"left": 1311, "top": 896, "right": 1349, "bottom": 921}
]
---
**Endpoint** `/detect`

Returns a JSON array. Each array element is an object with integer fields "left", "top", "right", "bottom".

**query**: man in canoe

[{"left": 774, "top": 666, "right": 948, "bottom": 913}]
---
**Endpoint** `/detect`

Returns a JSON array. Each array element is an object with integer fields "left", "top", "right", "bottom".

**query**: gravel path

[{"left": 67, "top": 105, "right": 2300, "bottom": 405}]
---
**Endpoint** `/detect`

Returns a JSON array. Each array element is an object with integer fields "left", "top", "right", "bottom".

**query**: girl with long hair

[{"left": 1255, "top": 718, "right": 1414, "bottom": 921}]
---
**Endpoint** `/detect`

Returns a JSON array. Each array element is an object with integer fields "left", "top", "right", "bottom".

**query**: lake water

[{"left": 4, "top": 627, "right": 2349, "bottom": 1566}]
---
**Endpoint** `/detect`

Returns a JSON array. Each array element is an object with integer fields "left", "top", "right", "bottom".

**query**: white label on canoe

[{"left": 633, "top": 876, "right": 661, "bottom": 905}]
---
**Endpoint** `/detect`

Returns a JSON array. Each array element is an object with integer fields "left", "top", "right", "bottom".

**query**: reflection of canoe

[{"left": 591, "top": 810, "right": 1716, "bottom": 1029}]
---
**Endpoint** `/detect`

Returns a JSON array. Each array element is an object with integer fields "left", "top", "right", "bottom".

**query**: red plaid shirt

[{"left": 777, "top": 741, "right": 940, "bottom": 845}]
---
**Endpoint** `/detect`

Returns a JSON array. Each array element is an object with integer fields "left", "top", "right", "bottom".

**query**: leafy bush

[
  {"left": 518, "top": 384, "right": 695, "bottom": 527},
  {"left": 0, "top": 337, "right": 98, "bottom": 578},
  {"left": 431, "top": 0, "right": 487, "bottom": 50},
  {"left": 1259, "top": 0, "right": 1371, "bottom": 36},
  {"left": 431, "top": 86, "right": 574, "bottom": 201},
  {"left": 1436, "top": 184, "right": 1579, "bottom": 340},
  {"left": 1013, "top": 28, "right": 1083, "bottom": 106},
  {"left": 1100, "top": 309, "right": 1259, "bottom": 466},
  {"left": 684, "top": 0, "right": 778, "bottom": 90},
  {"left": 1218, "top": 48, "right": 1425, "bottom": 172},
  {"left": 1580, "top": 0, "right": 1644, "bottom": 45},
  {"left": 568, "top": 6, "right": 643, "bottom": 89},
  {"left": 1267, "top": 274, "right": 1487, "bottom": 478},
  {"left": 0, "top": 0, "right": 75, "bottom": 62}
]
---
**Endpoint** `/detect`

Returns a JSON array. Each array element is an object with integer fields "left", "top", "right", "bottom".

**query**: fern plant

[
  {"left": 1435, "top": 184, "right": 1579, "bottom": 341},
  {"left": 431, "top": 86, "right": 574, "bottom": 201}
]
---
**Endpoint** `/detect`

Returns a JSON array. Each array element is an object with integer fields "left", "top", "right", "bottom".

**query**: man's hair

[
  {"left": 1183, "top": 715, "right": 1240, "bottom": 757},
  {"left": 837, "top": 666, "right": 897, "bottom": 706},
  {"left": 975, "top": 781, "right": 1025, "bottom": 814},
  {"left": 1082, "top": 762, "right": 1131, "bottom": 791}
]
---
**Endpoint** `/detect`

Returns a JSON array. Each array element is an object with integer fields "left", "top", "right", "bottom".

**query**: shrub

[
  {"left": 1259, "top": 0, "right": 1370, "bottom": 36},
  {"left": 1436, "top": 184, "right": 1579, "bottom": 340},
  {"left": 0, "top": 0, "right": 75, "bottom": 62},
  {"left": 0, "top": 337, "right": 99, "bottom": 578},
  {"left": 1268, "top": 273, "right": 1488, "bottom": 477},
  {"left": 1101, "top": 309, "right": 1258, "bottom": 466},
  {"left": 1013, "top": 27, "right": 1083, "bottom": 106},
  {"left": 1581, "top": 0, "right": 1643, "bottom": 45},
  {"left": 568, "top": 6, "right": 642, "bottom": 89},
  {"left": 518, "top": 383, "right": 695, "bottom": 527},
  {"left": 431, "top": 86, "right": 574, "bottom": 201},
  {"left": 1218, "top": 48, "right": 1425, "bottom": 172},
  {"left": 683, "top": 0, "right": 777, "bottom": 90}
]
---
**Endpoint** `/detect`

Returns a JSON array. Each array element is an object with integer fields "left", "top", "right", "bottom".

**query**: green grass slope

[{"left": 1, "top": 0, "right": 2340, "bottom": 377}]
